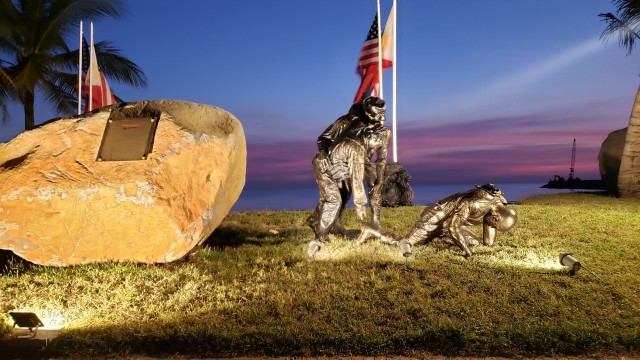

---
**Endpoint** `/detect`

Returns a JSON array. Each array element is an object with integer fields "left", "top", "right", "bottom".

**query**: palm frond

[
  {"left": 0, "top": 0, "right": 144, "bottom": 129},
  {"left": 599, "top": 12, "right": 640, "bottom": 55},
  {"left": 0, "top": 67, "right": 17, "bottom": 123},
  {"left": 92, "top": 41, "right": 147, "bottom": 87},
  {"left": 0, "top": 83, "right": 10, "bottom": 124},
  {"left": 40, "top": 71, "right": 79, "bottom": 116},
  {"left": 599, "top": 0, "right": 640, "bottom": 55},
  {"left": 50, "top": 41, "right": 148, "bottom": 88},
  {"left": 40, "top": 0, "right": 126, "bottom": 46}
]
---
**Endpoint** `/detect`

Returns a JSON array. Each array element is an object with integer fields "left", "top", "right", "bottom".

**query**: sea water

[{"left": 231, "top": 183, "right": 591, "bottom": 212}]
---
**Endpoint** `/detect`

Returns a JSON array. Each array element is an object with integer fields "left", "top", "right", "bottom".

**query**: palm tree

[
  {"left": 600, "top": 0, "right": 640, "bottom": 198},
  {"left": 0, "top": 0, "right": 147, "bottom": 131},
  {"left": 0, "top": 66, "right": 11, "bottom": 124}
]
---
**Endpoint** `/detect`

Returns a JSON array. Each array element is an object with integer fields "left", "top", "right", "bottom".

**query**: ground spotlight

[
  {"left": 398, "top": 239, "right": 412, "bottom": 258},
  {"left": 307, "top": 240, "right": 321, "bottom": 259},
  {"left": 559, "top": 252, "right": 599, "bottom": 278},
  {"left": 8, "top": 312, "right": 44, "bottom": 338},
  {"left": 559, "top": 252, "right": 581, "bottom": 275}
]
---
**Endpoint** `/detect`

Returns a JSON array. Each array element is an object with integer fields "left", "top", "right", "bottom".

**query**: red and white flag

[
  {"left": 354, "top": 5, "right": 395, "bottom": 103},
  {"left": 81, "top": 35, "right": 116, "bottom": 112}
]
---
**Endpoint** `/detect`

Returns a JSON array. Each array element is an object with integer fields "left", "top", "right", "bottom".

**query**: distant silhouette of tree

[
  {"left": 0, "top": 0, "right": 147, "bottom": 131},
  {"left": 600, "top": 0, "right": 640, "bottom": 198}
]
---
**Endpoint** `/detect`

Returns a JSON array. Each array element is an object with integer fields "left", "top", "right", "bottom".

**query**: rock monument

[
  {"left": 0, "top": 100, "right": 246, "bottom": 266},
  {"left": 377, "top": 162, "right": 413, "bottom": 207},
  {"left": 598, "top": 127, "right": 626, "bottom": 195}
]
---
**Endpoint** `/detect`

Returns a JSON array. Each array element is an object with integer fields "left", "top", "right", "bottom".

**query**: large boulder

[
  {"left": 0, "top": 100, "right": 246, "bottom": 266},
  {"left": 598, "top": 127, "right": 626, "bottom": 195}
]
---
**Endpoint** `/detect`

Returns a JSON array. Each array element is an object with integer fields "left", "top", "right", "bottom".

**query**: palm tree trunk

[
  {"left": 23, "top": 90, "right": 35, "bottom": 130},
  {"left": 618, "top": 85, "right": 640, "bottom": 198}
]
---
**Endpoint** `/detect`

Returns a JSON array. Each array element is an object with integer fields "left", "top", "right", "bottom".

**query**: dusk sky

[{"left": 2, "top": 0, "right": 639, "bottom": 192}]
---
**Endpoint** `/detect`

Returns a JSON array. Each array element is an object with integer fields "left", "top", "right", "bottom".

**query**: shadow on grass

[
  {"left": 202, "top": 224, "right": 293, "bottom": 249},
  {"left": 39, "top": 307, "right": 633, "bottom": 359},
  {"left": 0, "top": 249, "right": 34, "bottom": 275},
  {"left": 36, "top": 316, "right": 480, "bottom": 358}
]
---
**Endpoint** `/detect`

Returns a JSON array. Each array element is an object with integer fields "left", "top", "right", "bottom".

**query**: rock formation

[
  {"left": 0, "top": 100, "right": 246, "bottom": 266},
  {"left": 364, "top": 162, "right": 414, "bottom": 207},
  {"left": 598, "top": 127, "right": 626, "bottom": 195}
]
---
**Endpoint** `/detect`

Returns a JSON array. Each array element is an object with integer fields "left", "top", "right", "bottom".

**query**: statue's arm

[
  {"left": 374, "top": 128, "right": 391, "bottom": 165},
  {"left": 369, "top": 128, "right": 391, "bottom": 227},
  {"left": 375, "top": 129, "right": 391, "bottom": 182},
  {"left": 448, "top": 207, "right": 474, "bottom": 257},
  {"left": 482, "top": 214, "right": 498, "bottom": 246}
]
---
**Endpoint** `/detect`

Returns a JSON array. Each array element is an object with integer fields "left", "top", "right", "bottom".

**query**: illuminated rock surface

[
  {"left": 0, "top": 100, "right": 246, "bottom": 266},
  {"left": 598, "top": 127, "right": 626, "bottom": 194}
]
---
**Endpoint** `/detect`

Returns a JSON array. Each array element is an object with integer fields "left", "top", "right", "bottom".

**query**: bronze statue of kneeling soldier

[
  {"left": 307, "top": 96, "right": 391, "bottom": 257},
  {"left": 357, "top": 184, "right": 518, "bottom": 257}
]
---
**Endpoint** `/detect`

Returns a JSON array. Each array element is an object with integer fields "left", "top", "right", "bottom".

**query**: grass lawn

[{"left": 0, "top": 192, "right": 639, "bottom": 358}]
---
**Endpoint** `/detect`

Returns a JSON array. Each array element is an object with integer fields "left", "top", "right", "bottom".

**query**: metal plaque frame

[{"left": 97, "top": 116, "right": 159, "bottom": 161}]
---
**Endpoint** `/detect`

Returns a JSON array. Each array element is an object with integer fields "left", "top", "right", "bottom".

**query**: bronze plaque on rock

[{"left": 97, "top": 117, "right": 159, "bottom": 161}]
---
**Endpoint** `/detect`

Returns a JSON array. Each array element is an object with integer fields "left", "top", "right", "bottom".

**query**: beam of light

[
  {"left": 473, "top": 246, "right": 565, "bottom": 271},
  {"left": 307, "top": 238, "right": 403, "bottom": 262},
  {"left": 312, "top": 242, "right": 566, "bottom": 273},
  {"left": 307, "top": 234, "right": 565, "bottom": 272},
  {"left": 477, "top": 38, "right": 603, "bottom": 100},
  {"left": 434, "top": 36, "right": 605, "bottom": 117}
]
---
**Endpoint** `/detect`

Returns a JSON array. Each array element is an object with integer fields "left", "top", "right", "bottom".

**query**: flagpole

[
  {"left": 392, "top": 0, "right": 398, "bottom": 163},
  {"left": 376, "top": 0, "right": 383, "bottom": 99},
  {"left": 78, "top": 21, "right": 83, "bottom": 115},
  {"left": 89, "top": 22, "right": 94, "bottom": 112}
]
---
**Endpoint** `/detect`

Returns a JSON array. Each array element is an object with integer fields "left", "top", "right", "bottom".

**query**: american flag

[
  {"left": 80, "top": 36, "right": 116, "bottom": 112},
  {"left": 357, "top": 15, "right": 388, "bottom": 74},
  {"left": 354, "top": 14, "right": 392, "bottom": 103},
  {"left": 80, "top": 37, "right": 90, "bottom": 103},
  {"left": 357, "top": 15, "right": 380, "bottom": 73}
]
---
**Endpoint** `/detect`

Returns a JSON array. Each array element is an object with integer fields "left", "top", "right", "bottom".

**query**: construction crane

[{"left": 569, "top": 138, "right": 576, "bottom": 180}]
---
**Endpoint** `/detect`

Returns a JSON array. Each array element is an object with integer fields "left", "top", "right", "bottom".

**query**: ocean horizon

[{"left": 231, "top": 182, "right": 597, "bottom": 212}]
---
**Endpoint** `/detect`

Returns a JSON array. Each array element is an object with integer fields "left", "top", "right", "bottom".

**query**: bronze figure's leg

[
  {"left": 309, "top": 156, "right": 343, "bottom": 242},
  {"left": 306, "top": 206, "right": 319, "bottom": 234},
  {"left": 402, "top": 205, "right": 446, "bottom": 246},
  {"left": 330, "top": 183, "right": 351, "bottom": 236},
  {"left": 315, "top": 177, "right": 342, "bottom": 241},
  {"left": 306, "top": 156, "right": 325, "bottom": 234},
  {"left": 356, "top": 223, "right": 399, "bottom": 245},
  {"left": 446, "top": 224, "right": 473, "bottom": 258},
  {"left": 435, "top": 227, "right": 480, "bottom": 247}
]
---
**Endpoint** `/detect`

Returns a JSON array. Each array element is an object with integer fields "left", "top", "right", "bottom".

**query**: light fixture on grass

[
  {"left": 559, "top": 252, "right": 580, "bottom": 275},
  {"left": 559, "top": 252, "right": 599, "bottom": 278},
  {"left": 398, "top": 239, "right": 412, "bottom": 258},
  {"left": 307, "top": 240, "right": 321, "bottom": 259},
  {"left": 8, "top": 311, "right": 44, "bottom": 338},
  {"left": 398, "top": 239, "right": 412, "bottom": 268}
]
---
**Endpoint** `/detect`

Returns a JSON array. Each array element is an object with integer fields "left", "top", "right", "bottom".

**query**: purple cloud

[{"left": 244, "top": 108, "right": 624, "bottom": 189}]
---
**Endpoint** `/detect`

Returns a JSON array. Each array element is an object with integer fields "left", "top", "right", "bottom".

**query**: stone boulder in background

[
  {"left": 598, "top": 127, "right": 626, "bottom": 195},
  {"left": 364, "top": 162, "right": 414, "bottom": 207},
  {"left": 0, "top": 100, "right": 246, "bottom": 266}
]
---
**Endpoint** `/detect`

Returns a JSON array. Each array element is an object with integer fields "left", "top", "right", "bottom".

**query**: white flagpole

[
  {"left": 392, "top": 0, "right": 398, "bottom": 163},
  {"left": 89, "top": 22, "right": 94, "bottom": 111},
  {"left": 77, "top": 21, "right": 83, "bottom": 115},
  {"left": 376, "top": 0, "right": 383, "bottom": 99}
]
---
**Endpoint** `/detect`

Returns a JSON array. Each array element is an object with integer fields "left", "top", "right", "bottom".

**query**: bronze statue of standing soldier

[{"left": 307, "top": 96, "right": 391, "bottom": 257}]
